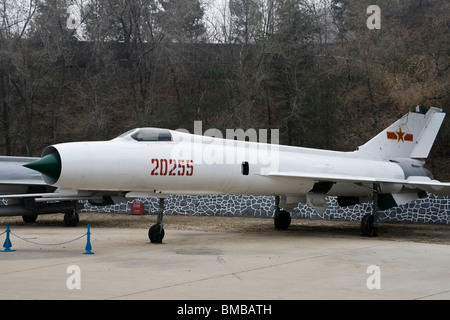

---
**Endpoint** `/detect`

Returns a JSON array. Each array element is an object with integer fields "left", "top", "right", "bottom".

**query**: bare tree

[{"left": 0, "top": 0, "right": 37, "bottom": 155}]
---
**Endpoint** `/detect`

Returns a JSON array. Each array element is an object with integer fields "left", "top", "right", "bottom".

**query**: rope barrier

[
  {"left": 10, "top": 232, "right": 86, "bottom": 246},
  {"left": 0, "top": 223, "right": 94, "bottom": 254}
]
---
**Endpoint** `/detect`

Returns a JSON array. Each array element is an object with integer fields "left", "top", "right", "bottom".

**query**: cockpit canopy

[{"left": 119, "top": 128, "right": 173, "bottom": 142}]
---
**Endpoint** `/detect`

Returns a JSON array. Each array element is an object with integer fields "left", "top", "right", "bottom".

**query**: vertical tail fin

[{"left": 355, "top": 106, "right": 445, "bottom": 160}]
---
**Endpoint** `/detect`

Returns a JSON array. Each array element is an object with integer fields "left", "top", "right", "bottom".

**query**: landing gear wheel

[
  {"left": 22, "top": 214, "right": 38, "bottom": 223},
  {"left": 149, "top": 223, "right": 165, "bottom": 243},
  {"left": 274, "top": 210, "right": 291, "bottom": 230},
  {"left": 360, "top": 214, "right": 378, "bottom": 237},
  {"left": 64, "top": 210, "right": 79, "bottom": 227}
]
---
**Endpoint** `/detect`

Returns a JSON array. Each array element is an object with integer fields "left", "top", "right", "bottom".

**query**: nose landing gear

[{"left": 148, "top": 198, "right": 165, "bottom": 243}]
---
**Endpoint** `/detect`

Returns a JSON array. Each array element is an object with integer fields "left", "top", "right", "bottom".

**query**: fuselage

[{"left": 38, "top": 128, "right": 410, "bottom": 198}]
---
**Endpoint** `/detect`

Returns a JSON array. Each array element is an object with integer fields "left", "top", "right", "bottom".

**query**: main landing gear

[
  {"left": 21, "top": 209, "right": 80, "bottom": 227},
  {"left": 148, "top": 198, "right": 165, "bottom": 243},
  {"left": 360, "top": 185, "right": 379, "bottom": 237},
  {"left": 273, "top": 192, "right": 379, "bottom": 237},
  {"left": 273, "top": 196, "right": 291, "bottom": 230}
]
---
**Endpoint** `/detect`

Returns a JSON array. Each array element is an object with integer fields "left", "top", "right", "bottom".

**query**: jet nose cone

[{"left": 24, "top": 153, "right": 61, "bottom": 181}]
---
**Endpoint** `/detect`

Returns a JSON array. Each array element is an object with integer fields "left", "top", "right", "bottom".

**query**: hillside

[{"left": 0, "top": 0, "right": 448, "bottom": 178}]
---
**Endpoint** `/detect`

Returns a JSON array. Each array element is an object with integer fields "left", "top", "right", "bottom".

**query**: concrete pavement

[{"left": 1, "top": 222, "right": 449, "bottom": 300}]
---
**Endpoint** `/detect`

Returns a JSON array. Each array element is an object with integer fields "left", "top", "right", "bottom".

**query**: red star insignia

[{"left": 396, "top": 128, "right": 405, "bottom": 142}]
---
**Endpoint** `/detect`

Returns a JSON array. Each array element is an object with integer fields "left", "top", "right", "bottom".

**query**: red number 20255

[{"left": 151, "top": 158, "right": 193, "bottom": 176}]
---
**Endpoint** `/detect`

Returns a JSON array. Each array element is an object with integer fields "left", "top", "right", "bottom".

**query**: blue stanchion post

[
  {"left": 1, "top": 223, "right": 15, "bottom": 252},
  {"left": 83, "top": 224, "right": 94, "bottom": 254}
]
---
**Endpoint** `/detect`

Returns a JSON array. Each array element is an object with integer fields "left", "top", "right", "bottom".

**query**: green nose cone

[{"left": 24, "top": 153, "right": 61, "bottom": 181}]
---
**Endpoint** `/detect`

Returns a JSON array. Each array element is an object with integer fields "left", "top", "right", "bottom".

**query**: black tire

[
  {"left": 360, "top": 214, "right": 378, "bottom": 237},
  {"left": 274, "top": 210, "right": 291, "bottom": 230},
  {"left": 149, "top": 224, "right": 165, "bottom": 243},
  {"left": 64, "top": 210, "right": 79, "bottom": 227},
  {"left": 22, "top": 214, "right": 38, "bottom": 223}
]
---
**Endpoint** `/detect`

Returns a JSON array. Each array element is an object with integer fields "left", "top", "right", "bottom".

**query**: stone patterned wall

[{"left": 82, "top": 193, "right": 450, "bottom": 224}]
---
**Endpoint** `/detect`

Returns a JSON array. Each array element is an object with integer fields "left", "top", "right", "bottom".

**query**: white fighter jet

[{"left": 6, "top": 106, "right": 450, "bottom": 242}]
